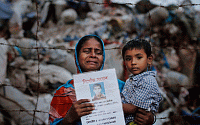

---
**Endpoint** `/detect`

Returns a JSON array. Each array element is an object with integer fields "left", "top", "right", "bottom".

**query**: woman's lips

[{"left": 87, "top": 61, "right": 97, "bottom": 64}]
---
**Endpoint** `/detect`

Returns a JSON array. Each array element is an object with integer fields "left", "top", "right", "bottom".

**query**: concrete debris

[
  {"left": 60, "top": 8, "right": 78, "bottom": 24},
  {"left": 0, "top": 0, "right": 199, "bottom": 124}
]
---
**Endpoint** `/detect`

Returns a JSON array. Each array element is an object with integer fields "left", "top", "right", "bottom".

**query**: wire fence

[{"left": 0, "top": 0, "right": 200, "bottom": 125}]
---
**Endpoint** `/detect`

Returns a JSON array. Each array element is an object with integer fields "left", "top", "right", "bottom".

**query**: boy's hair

[
  {"left": 93, "top": 83, "right": 101, "bottom": 89},
  {"left": 122, "top": 39, "right": 152, "bottom": 59}
]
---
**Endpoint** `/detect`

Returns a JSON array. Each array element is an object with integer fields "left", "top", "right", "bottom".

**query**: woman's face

[{"left": 78, "top": 38, "right": 103, "bottom": 72}]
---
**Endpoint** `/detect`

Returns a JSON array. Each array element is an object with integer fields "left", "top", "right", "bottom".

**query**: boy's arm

[
  {"left": 123, "top": 104, "right": 155, "bottom": 124},
  {"left": 122, "top": 103, "right": 138, "bottom": 114}
]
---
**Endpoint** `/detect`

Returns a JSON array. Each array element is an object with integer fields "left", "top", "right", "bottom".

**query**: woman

[{"left": 49, "top": 35, "right": 154, "bottom": 125}]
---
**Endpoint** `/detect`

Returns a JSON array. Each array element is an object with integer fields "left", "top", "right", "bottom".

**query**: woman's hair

[
  {"left": 76, "top": 35, "right": 103, "bottom": 57},
  {"left": 122, "top": 39, "right": 152, "bottom": 59}
]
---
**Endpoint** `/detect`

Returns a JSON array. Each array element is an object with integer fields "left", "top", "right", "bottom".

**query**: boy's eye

[
  {"left": 137, "top": 56, "right": 142, "bottom": 59},
  {"left": 125, "top": 57, "right": 131, "bottom": 61}
]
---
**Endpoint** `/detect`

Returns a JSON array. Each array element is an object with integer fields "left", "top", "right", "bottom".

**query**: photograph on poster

[{"left": 90, "top": 82, "right": 106, "bottom": 101}]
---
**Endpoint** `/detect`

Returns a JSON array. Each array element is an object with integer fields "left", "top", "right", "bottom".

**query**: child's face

[
  {"left": 124, "top": 48, "right": 153, "bottom": 75},
  {"left": 93, "top": 86, "right": 102, "bottom": 94}
]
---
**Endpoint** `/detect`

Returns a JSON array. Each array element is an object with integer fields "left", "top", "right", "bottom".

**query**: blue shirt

[{"left": 121, "top": 71, "right": 163, "bottom": 124}]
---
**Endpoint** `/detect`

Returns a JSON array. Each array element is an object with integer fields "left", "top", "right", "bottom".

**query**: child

[{"left": 121, "top": 39, "right": 163, "bottom": 125}]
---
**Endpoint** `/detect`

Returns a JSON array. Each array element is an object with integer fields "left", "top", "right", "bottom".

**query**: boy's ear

[{"left": 147, "top": 55, "right": 153, "bottom": 65}]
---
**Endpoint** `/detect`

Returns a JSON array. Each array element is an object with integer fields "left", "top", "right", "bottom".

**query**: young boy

[{"left": 121, "top": 39, "right": 163, "bottom": 125}]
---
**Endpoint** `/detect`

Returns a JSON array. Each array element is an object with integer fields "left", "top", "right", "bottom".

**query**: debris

[{"left": 0, "top": 0, "right": 199, "bottom": 124}]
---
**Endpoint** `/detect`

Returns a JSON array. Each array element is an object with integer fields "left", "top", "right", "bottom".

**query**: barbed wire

[
  {"left": 0, "top": 42, "right": 199, "bottom": 53},
  {"left": 67, "top": 0, "right": 200, "bottom": 8},
  {"left": 0, "top": 94, "right": 46, "bottom": 124},
  {"left": 0, "top": 0, "right": 200, "bottom": 124},
  {"left": 1, "top": 82, "right": 199, "bottom": 91}
]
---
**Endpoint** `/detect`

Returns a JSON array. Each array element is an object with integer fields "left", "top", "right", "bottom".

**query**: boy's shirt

[{"left": 121, "top": 71, "right": 163, "bottom": 124}]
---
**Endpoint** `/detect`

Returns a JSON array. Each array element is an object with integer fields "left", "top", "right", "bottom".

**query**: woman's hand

[
  {"left": 134, "top": 108, "right": 154, "bottom": 125},
  {"left": 62, "top": 99, "right": 95, "bottom": 124}
]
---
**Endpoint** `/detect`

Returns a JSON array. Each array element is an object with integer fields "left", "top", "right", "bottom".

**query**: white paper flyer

[{"left": 73, "top": 68, "right": 125, "bottom": 125}]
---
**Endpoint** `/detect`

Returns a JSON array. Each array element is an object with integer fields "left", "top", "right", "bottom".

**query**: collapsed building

[{"left": 0, "top": 0, "right": 199, "bottom": 124}]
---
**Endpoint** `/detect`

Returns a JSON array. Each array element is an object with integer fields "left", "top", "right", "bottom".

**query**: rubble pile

[{"left": 0, "top": 0, "right": 199, "bottom": 124}]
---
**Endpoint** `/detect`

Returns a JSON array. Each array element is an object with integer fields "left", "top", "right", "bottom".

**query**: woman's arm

[
  {"left": 122, "top": 103, "right": 138, "bottom": 114},
  {"left": 134, "top": 108, "right": 154, "bottom": 125},
  {"left": 122, "top": 104, "right": 154, "bottom": 125}
]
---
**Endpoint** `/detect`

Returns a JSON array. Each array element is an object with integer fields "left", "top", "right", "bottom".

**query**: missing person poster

[{"left": 73, "top": 68, "right": 125, "bottom": 125}]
